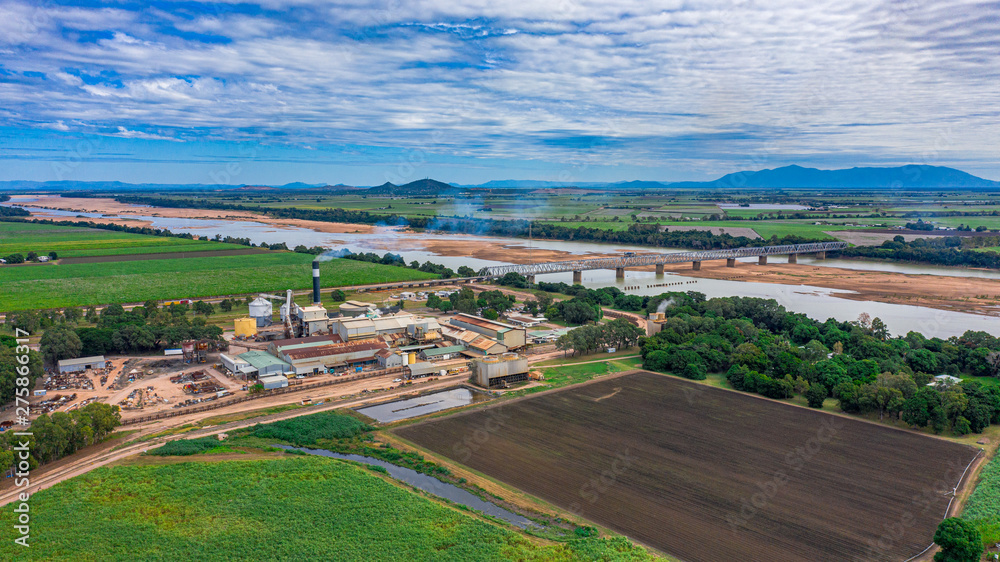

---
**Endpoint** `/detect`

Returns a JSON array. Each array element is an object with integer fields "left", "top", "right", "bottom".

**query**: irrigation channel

[
  {"left": 271, "top": 445, "right": 536, "bottom": 528},
  {"left": 12, "top": 204, "right": 1000, "bottom": 338}
]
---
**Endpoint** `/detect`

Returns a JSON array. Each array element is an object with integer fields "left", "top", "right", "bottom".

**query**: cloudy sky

[{"left": 0, "top": 0, "right": 998, "bottom": 185}]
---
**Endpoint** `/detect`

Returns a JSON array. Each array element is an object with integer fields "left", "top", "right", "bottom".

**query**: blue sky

[{"left": 0, "top": 0, "right": 998, "bottom": 185}]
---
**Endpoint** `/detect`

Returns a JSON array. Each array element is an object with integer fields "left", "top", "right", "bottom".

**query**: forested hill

[{"left": 669, "top": 165, "right": 1000, "bottom": 189}]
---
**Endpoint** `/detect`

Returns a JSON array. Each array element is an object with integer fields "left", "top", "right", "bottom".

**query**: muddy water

[
  {"left": 271, "top": 444, "right": 535, "bottom": 528},
  {"left": 355, "top": 387, "right": 491, "bottom": 423},
  {"left": 13, "top": 205, "right": 1000, "bottom": 337}
]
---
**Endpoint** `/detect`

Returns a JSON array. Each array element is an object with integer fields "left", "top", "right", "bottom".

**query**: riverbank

[
  {"left": 658, "top": 261, "right": 1000, "bottom": 317},
  {"left": 12, "top": 195, "right": 375, "bottom": 235}
]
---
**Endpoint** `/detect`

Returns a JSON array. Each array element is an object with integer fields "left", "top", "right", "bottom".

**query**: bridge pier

[
  {"left": 573, "top": 270, "right": 583, "bottom": 285},
  {"left": 726, "top": 258, "right": 736, "bottom": 267},
  {"left": 758, "top": 256, "right": 768, "bottom": 265},
  {"left": 816, "top": 251, "right": 826, "bottom": 259},
  {"left": 615, "top": 267, "right": 626, "bottom": 280},
  {"left": 526, "top": 275, "right": 535, "bottom": 285},
  {"left": 655, "top": 264, "right": 664, "bottom": 276},
  {"left": 692, "top": 261, "right": 701, "bottom": 271},
  {"left": 788, "top": 254, "right": 797, "bottom": 264}
]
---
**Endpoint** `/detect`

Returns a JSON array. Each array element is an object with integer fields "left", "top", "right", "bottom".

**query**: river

[{"left": 11, "top": 205, "right": 1000, "bottom": 338}]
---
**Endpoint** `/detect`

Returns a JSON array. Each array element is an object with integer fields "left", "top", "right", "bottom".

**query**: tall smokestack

[{"left": 312, "top": 260, "right": 321, "bottom": 305}]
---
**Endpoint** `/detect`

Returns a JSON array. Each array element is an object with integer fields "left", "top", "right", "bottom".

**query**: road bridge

[{"left": 478, "top": 241, "right": 848, "bottom": 283}]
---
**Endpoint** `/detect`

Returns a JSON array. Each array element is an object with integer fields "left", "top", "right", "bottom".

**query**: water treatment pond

[
  {"left": 272, "top": 445, "right": 535, "bottom": 528},
  {"left": 355, "top": 387, "right": 491, "bottom": 423}
]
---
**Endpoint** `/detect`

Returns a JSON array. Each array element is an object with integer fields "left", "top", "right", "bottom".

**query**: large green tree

[
  {"left": 40, "top": 325, "right": 83, "bottom": 365},
  {"left": 933, "top": 518, "right": 982, "bottom": 562}
]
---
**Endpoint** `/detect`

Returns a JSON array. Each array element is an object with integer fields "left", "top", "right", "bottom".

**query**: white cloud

[
  {"left": 112, "top": 127, "right": 184, "bottom": 142},
  {"left": 0, "top": 0, "right": 997, "bottom": 174}
]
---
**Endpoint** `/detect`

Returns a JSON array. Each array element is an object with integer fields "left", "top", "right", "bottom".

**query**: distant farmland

[
  {"left": 397, "top": 371, "right": 981, "bottom": 562},
  {"left": 1, "top": 253, "right": 436, "bottom": 311},
  {"left": 0, "top": 221, "right": 246, "bottom": 258}
]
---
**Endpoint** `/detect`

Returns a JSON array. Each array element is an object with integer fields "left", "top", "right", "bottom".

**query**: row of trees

[
  {"left": 0, "top": 335, "right": 43, "bottom": 406},
  {"left": 639, "top": 292, "right": 1000, "bottom": 435},
  {"left": 37, "top": 301, "right": 225, "bottom": 364},
  {"left": 0, "top": 403, "right": 121, "bottom": 471},
  {"left": 340, "top": 250, "right": 462, "bottom": 278},
  {"left": 838, "top": 235, "right": 1000, "bottom": 269},
  {"left": 555, "top": 318, "right": 645, "bottom": 356}
]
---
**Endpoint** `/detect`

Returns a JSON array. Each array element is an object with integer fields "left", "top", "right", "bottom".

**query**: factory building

[
  {"left": 295, "top": 305, "right": 330, "bottom": 335},
  {"left": 472, "top": 354, "right": 529, "bottom": 388},
  {"left": 339, "top": 300, "right": 377, "bottom": 316},
  {"left": 376, "top": 349, "right": 404, "bottom": 369},
  {"left": 276, "top": 338, "right": 388, "bottom": 375},
  {"left": 238, "top": 350, "right": 291, "bottom": 377},
  {"left": 449, "top": 314, "right": 526, "bottom": 350},
  {"left": 646, "top": 312, "right": 668, "bottom": 337},
  {"left": 332, "top": 313, "right": 442, "bottom": 343},
  {"left": 220, "top": 353, "right": 250, "bottom": 374},
  {"left": 57, "top": 355, "right": 107, "bottom": 374},
  {"left": 420, "top": 345, "right": 466, "bottom": 361},
  {"left": 258, "top": 374, "right": 289, "bottom": 390},
  {"left": 442, "top": 327, "right": 508, "bottom": 356},
  {"left": 266, "top": 335, "right": 342, "bottom": 357}
]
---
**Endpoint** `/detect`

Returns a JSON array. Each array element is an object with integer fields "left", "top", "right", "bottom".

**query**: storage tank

[
  {"left": 234, "top": 317, "right": 257, "bottom": 338},
  {"left": 249, "top": 297, "right": 273, "bottom": 327},
  {"left": 402, "top": 353, "right": 410, "bottom": 366},
  {"left": 408, "top": 352, "right": 417, "bottom": 365}
]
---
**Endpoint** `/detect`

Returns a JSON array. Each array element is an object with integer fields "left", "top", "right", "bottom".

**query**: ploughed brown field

[{"left": 395, "top": 371, "right": 980, "bottom": 562}]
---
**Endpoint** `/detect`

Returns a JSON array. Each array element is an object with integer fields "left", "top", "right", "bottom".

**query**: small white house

[{"left": 927, "top": 374, "right": 963, "bottom": 388}]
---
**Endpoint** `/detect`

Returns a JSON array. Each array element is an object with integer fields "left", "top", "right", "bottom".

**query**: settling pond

[{"left": 355, "top": 387, "right": 491, "bottom": 423}]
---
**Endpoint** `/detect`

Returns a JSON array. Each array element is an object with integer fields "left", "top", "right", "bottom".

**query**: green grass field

[
  {"left": 0, "top": 253, "right": 436, "bottom": 311},
  {"left": 962, "top": 452, "right": 1000, "bottom": 546},
  {"left": 0, "top": 456, "right": 654, "bottom": 561},
  {"left": 0, "top": 221, "right": 245, "bottom": 258}
]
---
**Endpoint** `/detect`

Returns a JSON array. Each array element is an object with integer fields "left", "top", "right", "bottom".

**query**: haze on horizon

[{"left": 0, "top": 0, "right": 997, "bottom": 185}]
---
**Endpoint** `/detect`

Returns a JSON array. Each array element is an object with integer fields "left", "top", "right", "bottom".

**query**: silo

[
  {"left": 408, "top": 352, "right": 417, "bottom": 365},
  {"left": 249, "top": 297, "right": 273, "bottom": 327},
  {"left": 402, "top": 353, "right": 410, "bottom": 366}
]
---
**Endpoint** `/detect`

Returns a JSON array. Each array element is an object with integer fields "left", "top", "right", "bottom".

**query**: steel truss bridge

[{"left": 478, "top": 241, "right": 848, "bottom": 278}]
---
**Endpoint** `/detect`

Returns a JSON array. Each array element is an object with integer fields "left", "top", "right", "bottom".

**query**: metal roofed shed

[
  {"left": 57, "top": 355, "right": 106, "bottom": 374},
  {"left": 238, "top": 350, "right": 290, "bottom": 377},
  {"left": 339, "top": 300, "right": 376, "bottom": 315},
  {"left": 258, "top": 374, "right": 289, "bottom": 390},
  {"left": 420, "top": 345, "right": 467, "bottom": 360},
  {"left": 408, "top": 362, "right": 442, "bottom": 378}
]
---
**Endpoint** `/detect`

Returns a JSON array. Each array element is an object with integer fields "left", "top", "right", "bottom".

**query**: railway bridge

[{"left": 477, "top": 241, "right": 848, "bottom": 284}]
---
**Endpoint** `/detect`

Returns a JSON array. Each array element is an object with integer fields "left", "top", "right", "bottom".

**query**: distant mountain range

[{"left": 1, "top": 165, "right": 997, "bottom": 194}]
